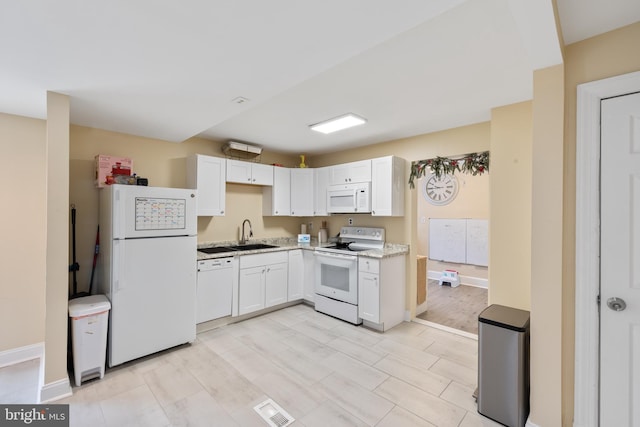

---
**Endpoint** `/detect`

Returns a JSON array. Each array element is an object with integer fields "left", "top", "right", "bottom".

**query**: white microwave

[{"left": 327, "top": 182, "right": 371, "bottom": 213}]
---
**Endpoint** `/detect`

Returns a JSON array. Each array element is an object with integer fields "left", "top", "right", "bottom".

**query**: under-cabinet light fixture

[{"left": 309, "top": 113, "right": 367, "bottom": 134}]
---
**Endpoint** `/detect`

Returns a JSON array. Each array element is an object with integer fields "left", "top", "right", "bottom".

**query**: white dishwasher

[{"left": 196, "top": 257, "right": 236, "bottom": 323}]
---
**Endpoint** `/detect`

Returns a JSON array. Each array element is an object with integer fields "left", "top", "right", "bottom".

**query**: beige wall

[
  {"left": 45, "top": 92, "right": 71, "bottom": 385},
  {"left": 1, "top": 18, "right": 636, "bottom": 418},
  {"left": 0, "top": 113, "right": 47, "bottom": 352},
  {"left": 69, "top": 126, "right": 300, "bottom": 294},
  {"left": 311, "top": 122, "right": 491, "bottom": 315},
  {"left": 416, "top": 171, "right": 489, "bottom": 280},
  {"left": 560, "top": 21, "right": 640, "bottom": 427},
  {"left": 489, "top": 101, "right": 532, "bottom": 310},
  {"left": 531, "top": 65, "right": 565, "bottom": 427}
]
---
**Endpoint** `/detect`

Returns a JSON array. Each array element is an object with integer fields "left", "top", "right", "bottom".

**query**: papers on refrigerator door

[{"left": 135, "top": 197, "right": 186, "bottom": 230}]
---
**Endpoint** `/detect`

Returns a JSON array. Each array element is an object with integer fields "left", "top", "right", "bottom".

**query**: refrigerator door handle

[
  {"left": 113, "top": 187, "right": 126, "bottom": 239},
  {"left": 114, "top": 240, "right": 126, "bottom": 291}
]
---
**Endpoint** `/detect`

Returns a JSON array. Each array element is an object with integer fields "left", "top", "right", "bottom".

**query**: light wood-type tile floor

[
  {"left": 0, "top": 358, "right": 39, "bottom": 403},
  {"left": 55, "top": 304, "right": 500, "bottom": 427},
  {"left": 416, "top": 280, "right": 488, "bottom": 335}
]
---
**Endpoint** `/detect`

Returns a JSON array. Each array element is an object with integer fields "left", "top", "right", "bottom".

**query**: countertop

[{"left": 197, "top": 238, "right": 408, "bottom": 261}]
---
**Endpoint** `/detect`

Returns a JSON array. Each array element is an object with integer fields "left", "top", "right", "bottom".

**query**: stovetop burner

[
  {"left": 316, "top": 226, "right": 385, "bottom": 254},
  {"left": 325, "top": 241, "right": 353, "bottom": 250}
]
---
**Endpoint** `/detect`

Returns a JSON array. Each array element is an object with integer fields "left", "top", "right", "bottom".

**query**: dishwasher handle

[{"left": 198, "top": 257, "right": 234, "bottom": 271}]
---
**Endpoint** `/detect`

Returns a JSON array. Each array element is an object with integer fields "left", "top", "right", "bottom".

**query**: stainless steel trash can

[{"left": 477, "top": 304, "right": 530, "bottom": 427}]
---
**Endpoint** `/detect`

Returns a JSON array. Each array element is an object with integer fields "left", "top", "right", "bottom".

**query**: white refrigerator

[{"left": 99, "top": 185, "right": 197, "bottom": 367}]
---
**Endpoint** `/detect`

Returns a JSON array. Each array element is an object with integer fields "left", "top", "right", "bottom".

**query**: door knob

[{"left": 606, "top": 297, "right": 627, "bottom": 311}]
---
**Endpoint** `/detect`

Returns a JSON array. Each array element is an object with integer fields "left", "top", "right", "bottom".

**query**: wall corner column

[
  {"left": 529, "top": 64, "right": 565, "bottom": 426},
  {"left": 43, "top": 91, "right": 72, "bottom": 401}
]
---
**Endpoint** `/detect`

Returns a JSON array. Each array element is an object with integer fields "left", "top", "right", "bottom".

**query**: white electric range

[{"left": 314, "top": 226, "right": 385, "bottom": 324}]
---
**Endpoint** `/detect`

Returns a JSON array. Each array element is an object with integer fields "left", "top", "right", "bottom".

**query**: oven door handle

[{"left": 315, "top": 251, "right": 357, "bottom": 261}]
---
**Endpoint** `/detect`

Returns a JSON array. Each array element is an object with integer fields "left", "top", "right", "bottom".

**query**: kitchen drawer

[
  {"left": 240, "top": 251, "right": 288, "bottom": 269},
  {"left": 358, "top": 257, "right": 379, "bottom": 274}
]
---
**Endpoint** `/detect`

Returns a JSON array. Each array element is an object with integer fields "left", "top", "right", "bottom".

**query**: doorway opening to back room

[{"left": 413, "top": 165, "right": 489, "bottom": 336}]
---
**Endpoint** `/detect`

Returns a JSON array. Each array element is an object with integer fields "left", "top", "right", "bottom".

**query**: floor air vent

[{"left": 253, "top": 398, "right": 295, "bottom": 427}]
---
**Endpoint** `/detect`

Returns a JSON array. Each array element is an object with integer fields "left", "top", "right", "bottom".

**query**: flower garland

[{"left": 408, "top": 151, "right": 489, "bottom": 188}]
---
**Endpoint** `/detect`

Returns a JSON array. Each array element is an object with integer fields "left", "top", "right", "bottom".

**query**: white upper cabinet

[
  {"left": 313, "top": 167, "right": 330, "bottom": 216},
  {"left": 262, "top": 167, "right": 291, "bottom": 216},
  {"left": 290, "top": 168, "right": 314, "bottom": 217},
  {"left": 226, "top": 159, "right": 274, "bottom": 186},
  {"left": 186, "top": 154, "right": 226, "bottom": 216},
  {"left": 371, "top": 156, "right": 405, "bottom": 216},
  {"left": 329, "top": 159, "right": 372, "bottom": 185}
]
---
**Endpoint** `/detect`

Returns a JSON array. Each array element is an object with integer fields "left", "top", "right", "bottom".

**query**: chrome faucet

[{"left": 240, "top": 219, "right": 253, "bottom": 244}]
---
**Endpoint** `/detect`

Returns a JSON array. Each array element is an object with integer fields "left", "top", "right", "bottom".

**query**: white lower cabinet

[
  {"left": 288, "top": 250, "right": 304, "bottom": 301},
  {"left": 302, "top": 249, "right": 316, "bottom": 303},
  {"left": 238, "top": 252, "right": 288, "bottom": 316},
  {"left": 359, "top": 271, "right": 380, "bottom": 323},
  {"left": 358, "top": 255, "right": 406, "bottom": 331},
  {"left": 265, "top": 262, "right": 288, "bottom": 307},
  {"left": 238, "top": 266, "right": 265, "bottom": 315}
]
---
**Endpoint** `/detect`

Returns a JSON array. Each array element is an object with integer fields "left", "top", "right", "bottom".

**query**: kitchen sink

[
  {"left": 198, "top": 246, "right": 239, "bottom": 254},
  {"left": 226, "top": 243, "right": 279, "bottom": 251},
  {"left": 199, "top": 243, "right": 279, "bottom": 254}
]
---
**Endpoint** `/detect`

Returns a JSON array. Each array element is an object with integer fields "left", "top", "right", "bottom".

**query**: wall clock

[{"left": 422, "top": 173, "right": 459, "bottom": 206}]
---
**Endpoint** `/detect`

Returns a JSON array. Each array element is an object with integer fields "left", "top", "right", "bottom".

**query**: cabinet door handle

[{"left": 220, "top": 210, "right": 224, "bottom": 214}]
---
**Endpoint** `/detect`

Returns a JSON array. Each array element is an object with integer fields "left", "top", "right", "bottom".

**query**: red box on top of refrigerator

[{"left": 95, "top": 154, "right": 133, "bottom": 188}]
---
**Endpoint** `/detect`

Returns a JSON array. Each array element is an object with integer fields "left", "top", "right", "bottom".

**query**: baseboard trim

[
  {"left": 427, "top": 270, "right": 488, "bottom": 289},
  {"left": 40, "top": 377, "right": 72, "bottom": 403},
  {"left": 415, "top": 301, "right": 428, "bottom": 315},
  {"left": 0, "top": 342, "right": 44, "bottom": 368},
  {"left": 412, "top": 317, "right": 478, "bottom": 340}
]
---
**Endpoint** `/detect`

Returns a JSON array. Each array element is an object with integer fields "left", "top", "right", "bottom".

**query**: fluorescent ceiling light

[{"left": 310, "top": 113, "right": 367, "bottom": 134}]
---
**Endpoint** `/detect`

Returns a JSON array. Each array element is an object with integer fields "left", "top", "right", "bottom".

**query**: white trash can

[{"left": 68, "top": 295, "right": 111, "bottom": 387}]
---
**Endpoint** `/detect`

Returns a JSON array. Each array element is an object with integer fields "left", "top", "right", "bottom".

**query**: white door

[
  {"left": 600, "top": 92, "right": 640, "bottom": 425},
  {"left": 251, "top": 163, "right": 274, "bottom": 185},
  {"left": 358, "top": 271, "right": 379, "bottom": 323},
  {"left": 272, "top": 167, "right": 291, "bottom": 216},
  {"left": 287, "top": 250, "right": 304, "bottom": 301},
  {"left": 226, "top": 159, "right": 253, "bottom": 184},
  {"left": 314, "top": 167, "right": 330, "bottom": 216},
  {"left": 265, "top": 262, "right": 288, "bottom": 307},
  {"left": 290, "top": 168, "right": 314, "bottom": 216},
  {"left": 193, "top": 155, "right": 225, "bottom": 216},
  {"left": 109, "top": 236, "right": 196, "bottom": 367},
  {"left": 238, "top": 266, "right": 265, "bottom": 315}
]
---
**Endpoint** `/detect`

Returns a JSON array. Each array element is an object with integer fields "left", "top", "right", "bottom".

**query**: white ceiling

[{"left": 1, "top": 0, "right": 638, "bottom": 154}]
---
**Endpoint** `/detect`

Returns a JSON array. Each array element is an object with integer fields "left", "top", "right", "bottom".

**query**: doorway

[
  {"left": 575, "top": 71, "right": 640, "bottom": 426},
  {"left": 412, "top": 167, "right": 490, "bottom": 336}
]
